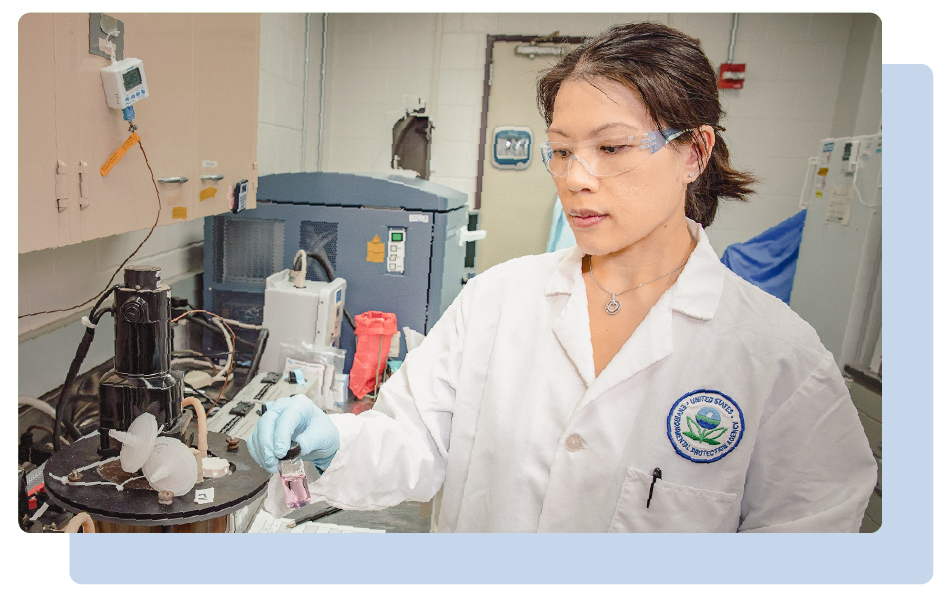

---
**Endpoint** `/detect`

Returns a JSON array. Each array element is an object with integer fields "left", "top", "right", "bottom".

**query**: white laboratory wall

[
  {"left": 316, "top": 13, "right": 877, "bottom": 257},
  {"left": 257, "top": 13, "right": 306, "bottom": 176},
  {"left": 257, "top": 13, "right": 328, "bottom": 175},
  {"left": 828, "top": 15, "right": 882, "bottom": 140},
  {"left": 853, "top": 16, "right": 883, "bottom": 137},
  {"left": 706, "top": 13, "right": 862, "bottom": 254}
]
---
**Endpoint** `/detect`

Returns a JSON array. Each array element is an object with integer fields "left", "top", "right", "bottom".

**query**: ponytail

[{"left": 687, "top": 130, "right": 757, "bottom": 227}]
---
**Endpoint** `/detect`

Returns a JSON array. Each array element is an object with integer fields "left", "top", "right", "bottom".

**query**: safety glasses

[{"left": 540, "top": 128, "right": 688, "bottom": 179}]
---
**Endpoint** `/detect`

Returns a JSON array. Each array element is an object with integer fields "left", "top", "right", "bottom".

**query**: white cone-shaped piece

[
  {"left": 109, "top": 413, "right": 158, "bottom": 473},
  {"left": 142, "top": 437, "right": 198, "bottom": 496}
]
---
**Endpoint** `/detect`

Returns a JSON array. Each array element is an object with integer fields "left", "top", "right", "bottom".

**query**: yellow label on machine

[
  {"left": 366, "top": 235, "right": 385, "bottom": 263},
  {"left": 199, "top": 187, "right": 217, "bottom": 201},
  {"left": 172, "top": 206, "right": 188, "bottom": 219},
  {"left": 100, "top": 132, "right": 141, "bottom": 176}
]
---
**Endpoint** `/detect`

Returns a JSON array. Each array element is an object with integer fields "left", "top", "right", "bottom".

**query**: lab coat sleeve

[
  {"left": 737, "top": 353, "right": 878, "bottom": 532},
  {"left": 296, "top": 278, "right": 471, "bottom": 511}
]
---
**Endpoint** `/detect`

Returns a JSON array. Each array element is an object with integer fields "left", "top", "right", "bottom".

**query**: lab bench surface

[
  {"left": 249, "top": 498, "right": 433, "bottom": 533},
  {"left": 299, "top": 500, "right": 433, "bottom": 533}
]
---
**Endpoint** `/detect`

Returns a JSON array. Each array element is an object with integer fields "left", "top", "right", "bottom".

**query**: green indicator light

[{"left": 391, "top": 232, "right": 403, "bottom": 242}]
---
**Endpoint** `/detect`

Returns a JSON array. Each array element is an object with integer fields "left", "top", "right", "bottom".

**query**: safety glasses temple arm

[{"left": 643, "top": 128, "right": 691, "bottom": 153}]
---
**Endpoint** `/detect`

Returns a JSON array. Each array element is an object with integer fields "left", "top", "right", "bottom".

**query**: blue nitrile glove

[{"left": 248, "top": 394, "right": 340, "bottom": 474}]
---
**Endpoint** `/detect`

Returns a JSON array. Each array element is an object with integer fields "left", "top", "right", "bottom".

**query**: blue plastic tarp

[{"left": 720, "top": 209, "right": 808, "bottom": 304}]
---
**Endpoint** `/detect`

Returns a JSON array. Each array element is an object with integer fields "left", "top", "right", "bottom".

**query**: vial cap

[{"left": 280, "top": 441, "right": 302, "bottom": 460}]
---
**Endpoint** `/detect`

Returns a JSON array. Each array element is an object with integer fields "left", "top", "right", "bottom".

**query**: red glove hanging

[{"left": 348, "top": 311, "right": 397, "bottom": 399}]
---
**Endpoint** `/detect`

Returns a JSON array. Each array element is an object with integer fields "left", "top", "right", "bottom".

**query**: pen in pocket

[{"left": 646, "top": 467, "right": 662, "bottom": 508}]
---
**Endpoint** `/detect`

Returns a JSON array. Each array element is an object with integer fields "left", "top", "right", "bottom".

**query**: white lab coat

[{"left": 265, "top": 219, "right": 877, "bottom": 532}]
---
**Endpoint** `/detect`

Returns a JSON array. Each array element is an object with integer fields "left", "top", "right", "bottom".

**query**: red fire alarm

[{"left": 718, "top": 63, "right": 746, "bottom": 89}]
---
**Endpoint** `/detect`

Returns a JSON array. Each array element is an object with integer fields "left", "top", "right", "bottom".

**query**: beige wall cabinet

[{"left": 18, "top": 13, "right": 259, "bottom": 254}]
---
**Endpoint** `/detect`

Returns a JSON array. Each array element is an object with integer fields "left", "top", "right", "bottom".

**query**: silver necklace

[{"left": 587, "top": 255, "right": 690, "bottom": 315}]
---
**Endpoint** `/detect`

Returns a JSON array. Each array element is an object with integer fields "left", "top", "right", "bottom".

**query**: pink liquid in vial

[{"left": 281, "top": 472, "right": 311, "bottom": 509}]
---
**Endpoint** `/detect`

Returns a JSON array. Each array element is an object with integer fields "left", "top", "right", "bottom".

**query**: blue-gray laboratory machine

[{"left": 203, "top": 172, "right": 475, "bottom": 371}]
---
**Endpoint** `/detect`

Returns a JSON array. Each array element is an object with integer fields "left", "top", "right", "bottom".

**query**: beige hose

[
  {"left": 181, "top": 397, "right": 208, "bottom": 460},
  {"left": 62, "top": 512, "right": 96, "bottom": 533},
  {"left": 182, "top": 397, "right": 208, "bottom": 482}
]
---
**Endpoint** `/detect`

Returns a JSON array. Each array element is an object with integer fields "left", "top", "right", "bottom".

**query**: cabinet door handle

[
  {"left": 78, "top": 161, "right": 90, "bottom": 209},
  {"left": 55, "top": 160, "right": 69, "bottom": 212},
  {"left": 201, "top": 174, "right": 225, "bottom": 181},
  {"left": 157, "top": 177, "right": 189, "bottom": 184}
]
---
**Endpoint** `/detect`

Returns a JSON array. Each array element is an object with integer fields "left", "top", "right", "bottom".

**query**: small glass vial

[{"left": 279, "top": 441, "right": 311, "bottom": 509}]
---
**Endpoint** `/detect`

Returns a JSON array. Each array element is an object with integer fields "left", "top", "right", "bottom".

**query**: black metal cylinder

[
  {"left": 98, "top": 265, "right": 185, "bottom": 453},
  {"left": 97, "top": 370, "right": 187, "bottom": 452},
  {"left": 114, "top": 266, "right": 171, "bottom": 376}
]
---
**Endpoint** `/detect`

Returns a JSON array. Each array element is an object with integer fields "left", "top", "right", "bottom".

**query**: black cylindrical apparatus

[
  {"left": 98, "top": 266, "right": 186, "bottom": 454},
  {"left": 43, "top": 264, "right": 271, "bottom": 533},
  {"left": 114, "top": 266, "right": 171, "bottom": 374}
]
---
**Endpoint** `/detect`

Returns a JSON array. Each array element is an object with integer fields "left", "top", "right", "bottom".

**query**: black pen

[
  {"left": 646, "top": 467, "right": 662, "bottom": 508},
  {"left": 287, "top": 505, "right": 342, "bottom": 528}
]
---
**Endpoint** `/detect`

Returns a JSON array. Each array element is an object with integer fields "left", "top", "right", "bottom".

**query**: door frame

[{"left": 474, "top": 34, "right": 587, "bottom": 210}]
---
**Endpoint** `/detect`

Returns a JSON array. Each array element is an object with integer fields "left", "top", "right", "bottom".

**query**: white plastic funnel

[
  {"left": 108, "top": 412, "right": 158, "bottom": 473},
  {"left": 142, "top": 437, "right": 198, "bottom": 496}
]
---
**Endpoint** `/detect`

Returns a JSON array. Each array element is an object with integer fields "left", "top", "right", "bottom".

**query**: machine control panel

[{"left": 387, "top": 228, "right": 406, "bottom": 274}]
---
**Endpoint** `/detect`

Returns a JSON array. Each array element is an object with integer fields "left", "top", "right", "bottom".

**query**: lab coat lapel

[
  {"left": 578, "top": 291, "right": 674, "bottom": 413},
  {"left": 670, "top": 223, "right": 724, "bottom": 321},
  {"left": 546, "top": 247, "right": 596, "bottom": 387},
  {"left": 571, "top": 221, "right": 723, "bottom": 413}
]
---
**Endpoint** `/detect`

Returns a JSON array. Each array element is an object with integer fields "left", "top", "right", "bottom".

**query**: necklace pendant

[{"left": 605, "top": 294, "right": 621, "bottom": 315}]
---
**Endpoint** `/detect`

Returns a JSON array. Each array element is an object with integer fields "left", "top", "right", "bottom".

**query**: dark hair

[{"left": 537, "top": 22, "right": 756, "bottom": 227}]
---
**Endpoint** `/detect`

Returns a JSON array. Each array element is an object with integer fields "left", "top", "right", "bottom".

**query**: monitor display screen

[{"left": 123, "top": 67, "right": 142, "bottom": 91}]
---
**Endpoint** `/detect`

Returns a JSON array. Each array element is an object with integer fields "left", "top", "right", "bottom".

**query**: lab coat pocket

[{"left": 608, "top": 467, "right": 737, "bottom": 533}]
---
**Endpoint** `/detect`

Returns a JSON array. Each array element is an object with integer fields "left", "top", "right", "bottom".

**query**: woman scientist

[{"left": 249, "top": 22, "right": 877, "bottom": 532}]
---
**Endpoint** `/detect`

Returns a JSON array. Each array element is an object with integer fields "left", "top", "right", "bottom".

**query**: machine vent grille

[
  {"left": 212, "top": 290, "right": 265, "bottom": 325},
  {"left": 214, "top": 217, "right": 286, "bottom": 285},
  {"left": 299, "top": 221, "right": 339, "bottom": 281}
]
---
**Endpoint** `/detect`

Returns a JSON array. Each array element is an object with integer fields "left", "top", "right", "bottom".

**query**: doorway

[{"left": 475, "top": 36, "right": 583, "bottom": 273}]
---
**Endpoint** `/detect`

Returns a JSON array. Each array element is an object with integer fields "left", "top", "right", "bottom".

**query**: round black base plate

[{"left": 44, "top": 431, "right": 270, "bottom": 527}]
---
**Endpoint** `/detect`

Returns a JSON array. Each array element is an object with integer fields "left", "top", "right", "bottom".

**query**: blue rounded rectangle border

[{"left": 68, "top": 63, "right": 932, "bottom": 586}]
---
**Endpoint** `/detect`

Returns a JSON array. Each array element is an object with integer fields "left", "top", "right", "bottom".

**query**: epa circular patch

[{"left": 667, "top": 389, "right": 745, "bottom": 463}]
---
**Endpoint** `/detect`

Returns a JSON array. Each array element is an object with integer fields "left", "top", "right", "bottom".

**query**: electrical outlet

[{"left": 88, "top": 13, "right": 124, "bottom": 61}]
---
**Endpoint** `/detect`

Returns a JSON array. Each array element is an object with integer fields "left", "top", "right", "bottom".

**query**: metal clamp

[
  {"left": 201, "top": 174, "right": 224, "bottom": 181},
  {"left": 157, "top": 177, "right": 189, "bottom": 184}
]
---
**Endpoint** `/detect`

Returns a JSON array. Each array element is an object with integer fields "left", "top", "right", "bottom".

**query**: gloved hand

[{"left": 248, "top": 394, "right": 340, "bottom": 474}]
